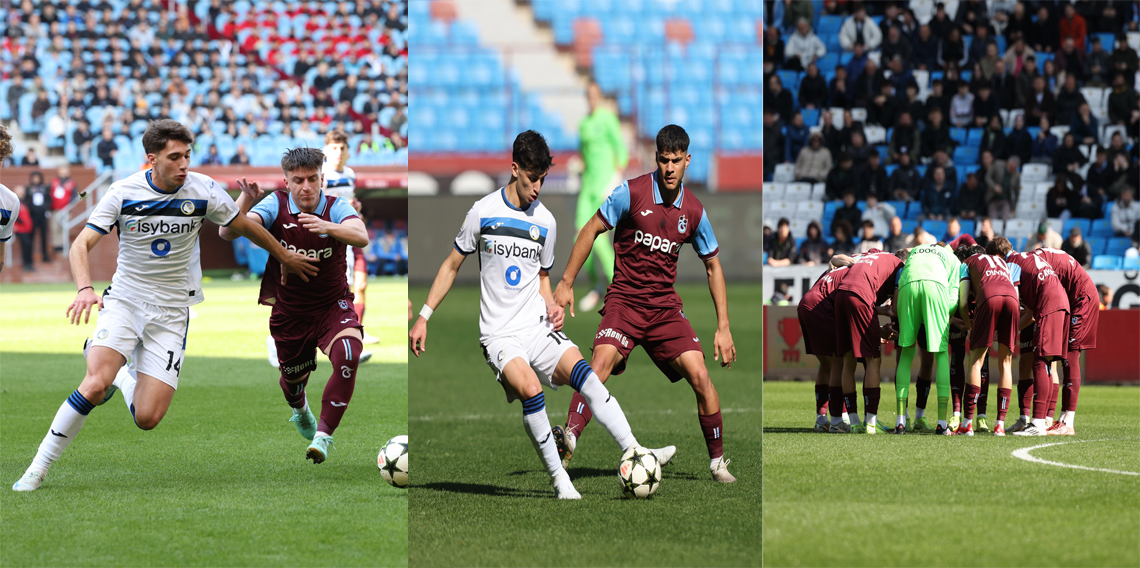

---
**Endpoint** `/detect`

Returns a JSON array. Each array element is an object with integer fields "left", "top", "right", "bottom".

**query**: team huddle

[{"left": 798, "top": 231, "right": 1096, "bottom": 437}]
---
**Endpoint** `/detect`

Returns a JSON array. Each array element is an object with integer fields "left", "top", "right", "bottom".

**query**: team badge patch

[
  {"left": 97, "top": 329, "right": 109, "bottom": 339},
  {"left": 180, "top": 200, "right": 196, "bottom": 215},
  {"left": 339, "top": 299, "right": 350, "bottom": 310},
  {"left": 529, "top": 225, "right": 540, "bottom": 241},
  {"left": 497, "top": 351, "right": 504, "bottom": 363},
  {"left": 677, "top": 214, "right": 688, "bottom": 233}
]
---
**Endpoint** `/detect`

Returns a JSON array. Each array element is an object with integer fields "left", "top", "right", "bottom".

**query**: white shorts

[
  {"left": 89, "top": 296, "right": 189, "bottom": 389},
  {"left": 481, "top": 320, "right": 577, "bottom": 403}
]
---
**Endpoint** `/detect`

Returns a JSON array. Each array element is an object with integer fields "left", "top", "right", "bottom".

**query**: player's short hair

[
  {"left": 280, "top": 147, "right": 325, "bottom": 174},
  {"left": 511, "top": 130, "right": 554, "bottom": 178},
  {"left": 142, "top": 119, "right": 194, "bottom": 155},
  {"left": 986, "top": 236, "right": 1014, "bottom": 257},
  {"left": 324, "top": 129, "right": 349, "bottom": 146},
  {"left": 655, "top": 124, "right": 690, "bottom": 154},
  {"left": 0, "top": 124, "right": 11, "bottom": 162}
]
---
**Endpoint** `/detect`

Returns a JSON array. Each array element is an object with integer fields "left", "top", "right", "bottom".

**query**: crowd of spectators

[{"left": 763, "top": 0, "right": 1140, "bottom": 269}]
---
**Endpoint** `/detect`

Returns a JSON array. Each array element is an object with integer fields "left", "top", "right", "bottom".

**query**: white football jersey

[
  {"left": 86, "top": 169, "right": 240, "bottom": 307},
  {"left": 0, "top": 183, "right": 19, "bottom": 242},
  {"left": 455, "top": 188, "right": 557, "bottom": 341},
  {"left": 323, "top": 162, "right": 355, "bottom": 200}
]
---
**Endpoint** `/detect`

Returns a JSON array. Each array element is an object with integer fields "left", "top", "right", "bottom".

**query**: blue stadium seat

[
  {"left": 922, "top": 220, "right": 948, "bottom": 237},
  {"left": 1092, "top": 255, "right": 1122, "bottom": 270},
  {"left": 1063, "top": 219, "right": 1091, "bottom": 238},
  {"left": 901, "top": 220, "right": 918, "bottom": 234},
  {"left": 1086, "top": 238, "right": 1106, "bottom": 255},
  {"left": 801, "top": 108, "right": 820, "bottom": 127},
  {"left": 1090, "top": 219, "right": 1114, "bottom": 237},
  {"left": 966, "top": 128, "right": 983, "bottom": 147},
  {"left": 1125, "top": 257, "right": 1140, "bottom": 270},
  {"left": 1106, "top": 238, "right": 1132, "bottom": 257},
  {"left": 950, "top": 127, "right": 967, "bottom": 145},
  {"left": 904, "top": 203, "right": 923, "bottom": 220},
  {"left": 886, "top": 201, "right": 907, "bottom": 216},
  {"left": 958, "top": 220, "right": 975, "bottom": 235},
  {"left": 953, "top": 146, "right": 979, "bottom": 164}
]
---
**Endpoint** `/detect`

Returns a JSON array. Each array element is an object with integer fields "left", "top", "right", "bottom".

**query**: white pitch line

[
  {"left": 1011, "top": 439, "right": 1140, "bottom": 476},
  {"left": 410, "top": 407, "right": 760, "bottom": 422}
]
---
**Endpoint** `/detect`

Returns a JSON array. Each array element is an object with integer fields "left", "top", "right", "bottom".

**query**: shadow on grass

[
  {"left": 416, "top": 481, "right": 550, "bottom": 498},
  {"left": 762, "top": 427, "right": 822, "bottom": 434}
]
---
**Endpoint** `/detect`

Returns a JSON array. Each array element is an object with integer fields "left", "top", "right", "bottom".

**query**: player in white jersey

[
  {"left": 12, "top": 120, "right": 319, "bottom": 491},
  {"left": 0, "top": 126, "right": 18, "bottom": 275},
  {"left": 409, "top": 131, "right": 673, "bottom": 499}
]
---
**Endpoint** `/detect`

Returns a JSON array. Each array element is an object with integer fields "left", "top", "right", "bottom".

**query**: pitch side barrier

[{"left": 408, "top": 193, "right": 762, "bottom": 285}]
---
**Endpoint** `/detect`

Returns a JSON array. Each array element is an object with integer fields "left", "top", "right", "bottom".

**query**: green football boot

[
  {"left": 306, "top": 435, "right": 334, "bottom": 464},
  {"left": 947, "top": 414, "right": 961, "bottom": 431},
  {"left": 912, "top": 416, "right": 932, "bottom": 432},
  {"left": 851, "top": 423, "right": 867, "bottom": 433},
  {"left": 976, "top": 416, "right": 991, "bottom": 433},
  {"left": 289, "top": 405, "right": 317, "bottom": 441}
]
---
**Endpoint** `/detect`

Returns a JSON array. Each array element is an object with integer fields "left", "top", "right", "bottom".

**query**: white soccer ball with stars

[
  {"left": 378, "top": 435, "right": 408, "bottom": 488},
  {"left": 618, "top": 445, "right": 660, "bottom": 498}
]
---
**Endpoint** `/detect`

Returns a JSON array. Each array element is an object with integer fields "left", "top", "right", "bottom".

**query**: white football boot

[{"left": 12, "top": 469, "right": 47, "bottom": 492}]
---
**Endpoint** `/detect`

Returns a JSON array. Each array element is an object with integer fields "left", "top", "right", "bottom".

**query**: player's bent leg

[
  {"left": 130, "top": 373, "right": 176, "bottom": 430},
  {"left": 553, "top": 348, "right": 640, "bottom": 455},
  {"left": 670, "top": 351, "right": 734, "bottom": 482},
  {"left": 504, "top": 358, "right": 577, "bottom": 498},
  {"left": 305, "top": 330, "right": 363, "bottom": 464},
  {"left": 281, "top": 372, "right": 317, "bottom": 440},
  {"left": 564, "top": 343, "right": 624, "bottom": 443}
]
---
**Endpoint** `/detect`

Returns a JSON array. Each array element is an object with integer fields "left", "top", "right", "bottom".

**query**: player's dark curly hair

[
  {"left": 986, "top": 236, "right": 1014, "bottom": 258},
  {"left": 142, "top": 119, "right": 195, "bottom": 155},
  {"left": 280, "top": 147, "right": 325, "bottom": 174},
  {"left": 0, "top": 124, "right": 12, "bottom": 162},
  {"left": 512, "top": 130, "right": 554, "bottom": 178},
  {"left": 955, "top": 244, "right": 985, "bottom": 262},
  {"left": 656, "top": 124, "right": 689, "bottom": 154}
]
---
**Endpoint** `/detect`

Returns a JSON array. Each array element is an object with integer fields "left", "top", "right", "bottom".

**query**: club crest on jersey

[
  {"left": 339, "top": 299, "right": 350, "bottom": 310},
  {"left": 678, "top": 214, "right": 688, "bottom": 233},
  {"left": 529, "top": 225, "right": 540, "bottom": 241},
  {"left": 180, "top": 200, "right": 196, "bottom": 215},
  {"left": 96, "top": 329, "right": 109, "bottom": 339}
]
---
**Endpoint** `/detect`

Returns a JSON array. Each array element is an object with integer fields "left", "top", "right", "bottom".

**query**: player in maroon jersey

[
  {"left": 220, "top": 148, "right": 370, "bottom": 463},
  {"left": 955, "top": 244, "right": 1019, "bottom": 436},
  {"left": 987, "top": 237, "right": 1070, "bottom": 436},
  {"left": 550, "top": 125, "right": 738, "bottom": 482},
  {"left": 948, "top": 238, "right": 991, "bottom": 431},
  {"left": 1028, "top": 246, "right": 1098, "bottom": 435}
]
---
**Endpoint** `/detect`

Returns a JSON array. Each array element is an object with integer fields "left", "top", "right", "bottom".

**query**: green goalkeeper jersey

[
  {"left": 898, "top": 244, "right": 961, "bottom": 295},
  {"left": 578, "top": 106, "right": 628, "bottom": 191}
]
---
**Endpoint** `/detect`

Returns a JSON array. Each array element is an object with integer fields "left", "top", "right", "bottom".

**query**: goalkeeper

[
  {"left": 892, "top": 243, "right": 962, "bottom": 435},
  {"left": 575, "top": 82, "right": 628, "bottom": 312}
]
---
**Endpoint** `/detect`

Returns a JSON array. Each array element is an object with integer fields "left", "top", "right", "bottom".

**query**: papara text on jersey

[
  {"left": 482, "top": 238, "right": 541, "bottom": 260},
  {"left": 633, "top": 230, "right": 682, "bottom": 256},
  {"left": 279, "top": 239, "right": 335, "bottom": 259},
  {"left": 124, "top": 219, "right": 197, "bottom": 234}
]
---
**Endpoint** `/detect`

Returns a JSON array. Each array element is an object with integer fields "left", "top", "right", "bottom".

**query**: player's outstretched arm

[
  {"left": 409, "top": 247, "right": 467, "bottom": 357},
  {"left": 227, "top": 213, "right": 319, "bottom": 283},
  {"left": 297, "top": 214, "right": 368, "bottom": 248},
  {"left": 67, "top": 227, "right": 105, "bottom": 325},
  {"left": 554, "top": 214, "right": 608, "bottom": 317},
  {"left": 218, "top": 177, "right": 263, "bottom": 241},
  {"left": 703, "top": 256, "right": 736, "bottom": 368}
]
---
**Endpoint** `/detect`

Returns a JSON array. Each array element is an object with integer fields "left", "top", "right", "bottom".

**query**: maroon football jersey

[
  {"left": 257, "top": 190, "right": 358, "bottom": 316},
  {"left": 963, "top": 254, "right": 1018, "bottom": 301},
  {"left": 836, "top": 251, "right": 903, "bottom": 306},
  {"left": 600, "top": 172, "right": 719, "bottom": 309},
  {"left": 801, "top": 266, "right": 851, "bottom": 311},
  {"left": 1006, "top": 252, "right": 1068, "bottom": 316},
  {"left": 1030, "top": 248, "right": 1098, "bottom": 302}
]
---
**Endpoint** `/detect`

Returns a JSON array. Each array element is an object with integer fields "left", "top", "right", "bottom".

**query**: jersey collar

[
  {"left": 500, "top": 187, "right": 529, "bottom": 212},
  {"left": 288, "top": 189, "right": 328, "bottom": 216},
  {"left": 145, "top": 170, "right": 182, "bottom": 194},
  {"left": 651, "top": 171, "right": 684, "bottom": 208}
]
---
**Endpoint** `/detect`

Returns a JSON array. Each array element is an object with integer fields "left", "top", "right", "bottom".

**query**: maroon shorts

[
  {"left": 798, "top": 301, "right": 837, "bottom": 357},
  {"left": 834, "top": 290, "right": 881, "bottom": 358},
  {"left": 352, "top": 246, "right": 367, "bottom": 274},
  {"left": 1068, "top": 292, "right": 1098, "bottom": 350},
  {"left": 270, "top": 296, "right": 362, "bottom": 379},
  {"left": 970, "top": 295, "right": 1019, "bottom": 351},
  {"left": 1026, "top": 310, "right": 1069, "bottom": 359},
  {"left": 593, "top": 301, "right": 703, "bottom": 383}
]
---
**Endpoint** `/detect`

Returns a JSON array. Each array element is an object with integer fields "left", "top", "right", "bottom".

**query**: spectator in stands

[
  {"left": 1054, "top": 75, "right": 1086, "bottom": 126},
  {"left": 1055, "top": 37, "right": 1086, "bottom": 85},
  {"left": 825, "top": 152, "right": 858, "bottom": 201},
  {"left": 1086, "top": 36, "right": 1112, "bottom": 87},
  {"left": 13, "top": 185, "right": 34, "bottom": 271},
  {"left": 852, "top": 57, "right": 884, "bottom": 110},
  {"left": 1031, "top": 116, "right": 1059, "bottom": 164},
  {"left": 840, "top": 4, "right": 881, "bottom": 52},
  {"left": 21, "top": 148, "right": 41, "bottom": 167},
  {"left": 796, "top": 220, "right": 832, "bottom": 266},
  {"left": 96, "top": 127, "right": 117, "bottom": 169},
  {"left": 977, "top": 115, "right": 1007, "bottom": 160},
  {"left": 1069, "top": 178, "right": 1105, "bottom": 220},
  {"left": 862, "top": 151, "right": 890, "bottom": 202},
  {"left": 992, "top": 60, "right": 1019, "bottom": 110},
  {"left": 770, "top": 282, "right": 793, "bottom": 305},
  {"left": 32, "top": 90, "right": 51, "bottom": 120},
  {"left": 1061, "top": 227, "right": 1092, "bottom": 268},
  {"left": 1108, "top": 73, "right": 1138, "bottom": 125},
  {"left": 201, "top": 144, "right": 223, "bottom": 166},
  {"left": 939, "top": 27, "right": 970, "bottom": 69},
  {"left": 763, "top": 111, "right": 785, "bottom": 180},
  {"left": 896, "top": 82, "right": 925, "bottom": 129},
  {"left": 925, "top": 149, "right": 958, "bottom": 188},
  {"left": 950, "top": 80, "right": 975, "bottom": 128},
  {"left": 785, "top": 18, "right": 827, "bottom": 72},
  {"left": 907, "top": 224, "right": 938, "bottom": 247},
  {"left": 833, "top": 189, "right": 863, "bottom": 233},
  {"left": 832, "top": 220, "right": 856, "bottom": 256},
  {"left": 764, "top": 25, "right": 785, "bottom": 68},
  {"left": 925, "top": 79, "right": 952, "bottom": 121},
  {"left": 1098, "top": 285, "right": 1113, "bottom": 310},
  {"left": 845, "top": 131, "right": 872, "bottom": 169},
  {"left": 766, "top": 217, "right": 796, "bottom": 267},
  {"left": 1053, "top": 132, "right": 1086, "bottom": 175},
  {"left": 1024, "top": 75, "right": 1055, "bottom": 126},
  {"left": 920, "top": 108, "right": 954, "bottom": 160},
  {"left": 1085, "top": 146, "right": 1114, "bottom": 195},
  {"left": 966, "top": 20, "right": 995, "bottom": 66},
  {"left": 1070, "top": 103, "right": 1099, "bottom": 146},
  {"left": 863, "top": 194, "right": 896, "bottom": 236},
  {"left": 50, "top": 165, "right": 76, "bottom": 213},
  {"left": 794, "top": 132, "right": 832, "bottom": 184},
  {"left": 798, "top": 63, "right": 829, "bottom": 109},
  {"left": 922, "top": 166, "right": 955, "bottom": 220},
  {"left": 230, "top": 144, "right": 251, "bottom": 166},
  {"left": 985, "top": 155, "right": 1020, "bottom": 221},
  {"left": 889, "top": 112, "right": 921, "bottom": 164},
  {"left": 955, "top": 171, "right": 986, "bottom": 219},
  {"left": 846, "top": 42, "right": 870, "bottom": 91},
  {"left": 785, "top": 112, "right": 811, "bottom": 164},
  {"left": 765, "top": 74, "right": 795, "bottom": 124},
  {"left": 1046, "top": 175, "right": 1074, "bottom": 220},
  {"left": 1110, "top": 35, "right": 1139, "bottom": 78},
  {"left": 829, "top": 66, "right": 854, "bottom": 108},
  {"left": 1028, "top": 6, "right": 1054, "bottom": 55},
  {"left": 972, "top": 82, "right": 1000, "bottom": 128},
  {"left": 1111, "top": 188, "right": 1140, "bottom": 239},
  {"left": 1058, "top": 3, "right": 1087, "bottom": 52},
  {"left": 976, "top": 42, "right": 1001, "bottom": 81},
  {"left": 882, "top": 24, "right": 912, "bottom": 64},
  {"left": 1006, "top": 113, "right": 1033, "bottom": 165},
  {"left": 890, "top": 151, "right": 923, "bottom": 202},
  {"left": 857, "top": 219, "right": 884, "bottom": 254},
  {"left": 885, "top": 215, "right": 909, "bottom": 252},
  {"left": 782, "top": 0, "right": 815, "bottom": 35},
  {"left": 1107, "top": 152, "right": 1137, "bottom": 200},
  {"left": 943, "top": 216, "right": 961, "bottom": 242},
  {"left": 822, "top": 110, "right": 847, "bottom": 157},
  {"left": 1004, "top": 35, "right": 1037, "bottom": 76},
  {"left": 913, "top": 24, "right": 940, "bottom": 70},
  {"left": 1029, "top": 222, "right": 1063, "bottom": 250},
  {"left": 71, "top": 120, "right": 95, "bottom": 165},
  {"left": 1106, "top": 131, "right": 1129, "bottom": 164},
  {"left": 973, "top": 216, "right": 994, "bottom": 248}
]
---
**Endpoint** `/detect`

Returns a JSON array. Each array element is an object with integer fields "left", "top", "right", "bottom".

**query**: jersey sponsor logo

[
  {"left": 151, "top": 238, "right": 172, "bottom": 257},
  {"left": 482, "top": 238, "right": 541, "bottom": 261},
  {"left": 596, "top": 327, "right": 629, "bottom": 348},
  {"left": 678, "top": 214, "right": 688, "bottom": 233},
  {"left": 282, "top": 223, "right": 298, "bottom": 229},
  {"left": 640, "top": 209, "right": 653, "bottom": 216},
  {"left": 505, "top": 265, "right": 522, "bottom": 286},
  {"left": 633, "top": 229, "right": 682, "bottom": 256},
  {"left": 124, "top": 218, "right": 198, "bottom": 235},
  {"left": 279, "top": 239, "right": 334, "bottom": 259},
  {"left": 281, "top": 359, "right": 317, "bottom": 376}
]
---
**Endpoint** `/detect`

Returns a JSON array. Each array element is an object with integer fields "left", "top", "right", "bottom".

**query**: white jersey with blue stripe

[
  {"left": 0, "top": 183, "right": 18, "bottom": 242},
  {"left": 86, "top": 170, "right": 240, "bottom": 307},
  {"left": 454, "top": 188, "right": 557, "bottom": 341},
  {"left": 323, "top": 162, "right": 356, "bottom": 200}
]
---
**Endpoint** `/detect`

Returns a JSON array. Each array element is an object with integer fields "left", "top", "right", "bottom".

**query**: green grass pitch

[
  {"left": 407, "top": 283, "right": 762, "bottom": 567},
  {"left": 1, "top": 279, "right": 408, "bottom": 567},
  {"left": 762, "top": 381, "right": 1140, "bottom": 567}
]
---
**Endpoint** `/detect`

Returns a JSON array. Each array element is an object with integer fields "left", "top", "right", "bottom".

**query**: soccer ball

[
  {"left": 618, "top": 446, "right": 660, "bottom": 498},
  {"left": 378, "top": 435, "right": 408, "bottom": 488}
]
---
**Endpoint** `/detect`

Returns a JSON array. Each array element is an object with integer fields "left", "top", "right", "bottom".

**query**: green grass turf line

[
  {"left": 1, "top": 279, "right": 408, "bottom": 567},
  {"left": 407, "top": 284, "right": 762, "bottom": 567},
  {"left": 762, "top": 381, "right": 1140, "bottom": 567}
]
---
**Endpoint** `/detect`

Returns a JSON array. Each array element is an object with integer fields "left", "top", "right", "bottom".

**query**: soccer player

[
  {"left": 219, "top": 148, "right": 369, "bottom": 463},
  {"left": 798, "top": 258, "right": 852, "bottom": 432},
  {"left": 13, "top": 120, "right": 318, "bottom": 491},
  {"left": 550, "top": 125, "right": 738, "bottom": 482},
  {"left": 989, "top": 237, "right": 1070, "bottom": 436},
  {"left": 409, "top": 131, "right": 670, "bottom": 499},
  {"left": 1028, "top": 246, "right": 1098, "bottom": 434},
  {"left": 574, "top": 82, "right": 628, "bottom": 312},
  {"left": 0, "top": 125, "right": 18, "bottom": 275},
  {"left": 956, "top": 244, "right": 1018, "bottom": 436},
  {"left": 892, "top": 243, "right": 961, "bottom": 435}
]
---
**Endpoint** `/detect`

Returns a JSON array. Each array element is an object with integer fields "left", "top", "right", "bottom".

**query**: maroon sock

[
  {"left": 279, "top": 374, "right": 309, "bottom": 408},
  {"left": 963, "top": 383, "right": 981, "bottom": 421},
  {"left": 978, "top": 360, "right": 990, "bottom": 415},
  {"left": 1063, "top": 350, "right": 1081, "bottom": 412},
  {"left": 864, "top": 387, "right": 881, "bottom": 416},
  {"left": 1018, "top": 378, "right": 1033, "bottom": 416},
  {"left": 698, "top": 411, "right": 724, "bottom": 459},
  {"left": 829, "top": 386, "right": 844, "bottom": 418},
  {"left": 317, "top": 336, "right": 362, "bottom": 435},
  {"left": 815, "top": 384, "right": 829, "bottom": 415},
  {"left": 353, "top": 302, "right": 365, "bottom": 321},
  {"left": 843, "top": 391, "right": 859, "bottom": 419},
  {"left": 1047, "top": 380, "right": 1059, "bottom": 419},
  {"left": 1032, "top": 357, "right": 1050, "bottom": 420},
  {"left": 566, "top": 391, "right": 593, "bottom": 437},
  {"left": 997, "top": 387, "right": 1012, "bottom": 423}
]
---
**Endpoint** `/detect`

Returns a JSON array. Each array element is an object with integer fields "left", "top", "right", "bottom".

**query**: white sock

[
  {"left": 953, "top": 411, "right": 961, "bottom": 418},
  {"left": 315, "top": 430, "right": 330, "bottom": 438},
  {"left": 916, "top": 408, "right": 925, "bottom": 419},
  {"left": 293, "top": 399, "right": 310, "bottom": 414},
  {"left": 30, "top": 391, "right": 95, "bottom": 471},
  {"left": 866, "top": 413, "right": 877, "bottom": 427},
  {"left": 938, "top": 420, "right": 947, "bottom": 428},
  {"left": 897, "top": 415, "right": 907, "bottom": 427},
  {"left": 1062, "top": 411, "right": 1075, "bottom": 426},
  {"left": 520, "top": 394, "right": 564, "bottom": 479},
  {"left": 113, "top": 366, "right": 137, "bottom": 412},
  {"left": 710, "top": 457, "right": 723, "bottom": 469},
  {"left": 841, "top": 411, "right": 849, "bottom": 424},
  {"left": 578, "top": 374, "right": 637, "bottom": 451},
  {"left": 1032, "top": 418, "right": 1047, "bottom": 429}
]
